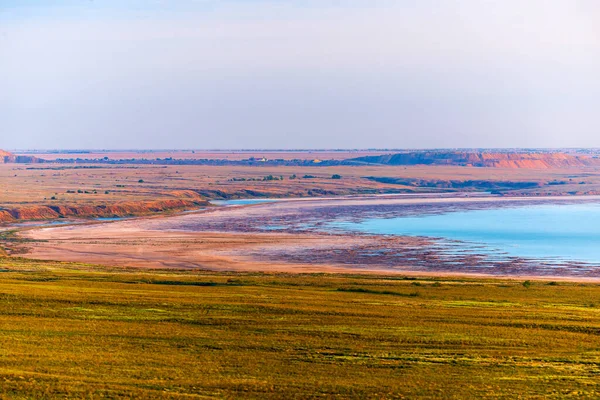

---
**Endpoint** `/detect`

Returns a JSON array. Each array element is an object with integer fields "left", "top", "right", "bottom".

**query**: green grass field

[{"left": 0, "top": 257, "right": 599, "bottom": 398}]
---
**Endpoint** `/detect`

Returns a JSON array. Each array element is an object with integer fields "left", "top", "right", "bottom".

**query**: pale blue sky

[{"left": 1, "top": 0, "right": 599, "bottom": 149}]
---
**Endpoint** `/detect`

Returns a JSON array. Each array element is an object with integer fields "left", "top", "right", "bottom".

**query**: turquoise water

[
  {"left": 211, "top": 199, "right": 280, "bottom": 206},
  {"left": 329, "top": 203, "right": 600, "bottom": 264}
]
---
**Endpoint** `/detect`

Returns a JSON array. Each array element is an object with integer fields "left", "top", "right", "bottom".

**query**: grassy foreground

[{"left": 0, "top": 259, "right": 599, "bottom": 398}]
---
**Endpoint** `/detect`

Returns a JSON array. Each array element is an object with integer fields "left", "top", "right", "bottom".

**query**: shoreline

[
  {"left": 11, "top": 193, "right": 600, "bottom": 282},
  {"left": 7, "top": 191, "right": 600, "bottom": 227}
]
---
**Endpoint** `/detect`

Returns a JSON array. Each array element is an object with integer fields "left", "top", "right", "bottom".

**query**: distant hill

[
  {"left": 0, "top": 150, "right": 44, "bottom": 164},
  {"left": 346, "top": 152, "right": 600, "bottom": 169}
]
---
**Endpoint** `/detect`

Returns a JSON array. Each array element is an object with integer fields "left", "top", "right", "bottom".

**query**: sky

[{"left": 1, "top": 0, "right": 599, "bottom": 150}]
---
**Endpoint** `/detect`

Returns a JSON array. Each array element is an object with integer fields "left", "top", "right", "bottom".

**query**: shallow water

[
  {"left": 211, "top": 199, "right": 280, "bottom": 206},
  {"left": 327, "top": 203, "right": 600, "bottom": 265},
  {"left": 12, "top": 220, "right": 78, "bottom": 228}
]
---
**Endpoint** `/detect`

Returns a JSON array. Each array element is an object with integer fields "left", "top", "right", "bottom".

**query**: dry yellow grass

[
  {"left": 0, "top": 257, "right": 598, "bottom": 398},
  {"left": 4, "top": 153, "right": 600, "bottom": 209}
]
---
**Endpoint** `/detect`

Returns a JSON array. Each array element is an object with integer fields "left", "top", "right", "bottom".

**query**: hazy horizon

[
  {"left": 2, "top": 0, "right": 599, "bottom": 149},
  {"left": 10, "top": 147, "right": 600, "bottom": 154}
]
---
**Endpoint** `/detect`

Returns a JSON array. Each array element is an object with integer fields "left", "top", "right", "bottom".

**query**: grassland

[
  {"left": 4, "top": 151, "right": 600, "bottom": 397},
  {"left": 0, "top": 257, "right": 599, "bottom": 398},
  {"left": 5, "top": 151, "right": 600, "bottom": 209}
]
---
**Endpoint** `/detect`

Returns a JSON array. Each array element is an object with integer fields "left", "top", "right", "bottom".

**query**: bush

[{"left": 331, "top": 174, "right": 342, "bottom": 179}]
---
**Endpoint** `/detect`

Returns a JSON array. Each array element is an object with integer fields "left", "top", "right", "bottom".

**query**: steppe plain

[{"left": 3, "top": 150, "right": 600, "bottom": 398}]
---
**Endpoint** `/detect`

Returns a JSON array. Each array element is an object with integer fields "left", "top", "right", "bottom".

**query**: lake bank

[{"left": 15, "top": 194, "right": 600, "bottom": 280}]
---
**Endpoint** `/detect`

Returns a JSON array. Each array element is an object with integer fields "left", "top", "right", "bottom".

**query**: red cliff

[
  {"left": 348, "top": 152, "right": 600, "bottom": 169},
  {"left": 0, "top": 150, "right": 44, "bottom": 164}
]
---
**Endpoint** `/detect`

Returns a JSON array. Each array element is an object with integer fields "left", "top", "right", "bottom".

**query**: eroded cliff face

[
  {"left": 349, "top": 152, "right": 600, "bottom": 169},
  {"left": 0, "top": 150, "right": 44, "bottom": 164},
  {"left": 0, "top": 191, "right": 210, "bottom": 223}
]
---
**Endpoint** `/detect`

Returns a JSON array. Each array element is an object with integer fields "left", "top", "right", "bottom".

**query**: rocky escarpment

[
  {"left": 348, "top": 152, "right": 600, "bottom": 169},
  {"left": 0, "top": 150, "right": 44, "bottom": 164},
  {"left": 0, "top": 191, "right": 210, "bottom": 223}
]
